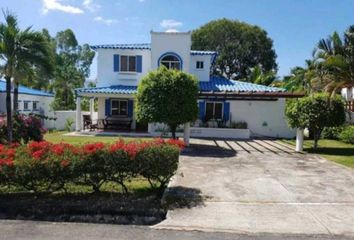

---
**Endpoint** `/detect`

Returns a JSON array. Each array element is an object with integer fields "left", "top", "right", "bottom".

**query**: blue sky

[{"left": 2, "top": 0, "right": 354, "bottom": 79}]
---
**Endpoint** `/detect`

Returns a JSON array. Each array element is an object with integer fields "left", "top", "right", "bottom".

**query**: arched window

[{"left": 159, "top": 54, "right": 182, "bottom": 70}]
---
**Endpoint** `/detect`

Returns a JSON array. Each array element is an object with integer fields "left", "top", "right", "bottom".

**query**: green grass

[
  {"left": 44, "top": 131, "right": 148, "bottom": 145},
  {"left": 280, "top": 139, "right": 354, "bottom": 168}
]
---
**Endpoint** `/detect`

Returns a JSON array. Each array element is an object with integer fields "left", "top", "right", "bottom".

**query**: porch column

[
  {"left": 183, "top": 122, "right": 190, "bottom": 146},
  {"left": 75, "top": 96, "right": 82, "bottom": 132},
  {"left": 89, "top": 97, "right": 94, "bottom": 120},
  {"left": 295, "top": 128, "right": 304, "bottom": 152}
]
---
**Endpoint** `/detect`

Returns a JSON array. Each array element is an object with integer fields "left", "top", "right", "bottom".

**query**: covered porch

[{"left": 74, "top": 85, "right": 141, "bottom": 132}]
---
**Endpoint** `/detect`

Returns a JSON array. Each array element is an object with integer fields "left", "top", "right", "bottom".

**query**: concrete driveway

[{"left": 155, "top": 139, "right": 354, "bottom": 236}]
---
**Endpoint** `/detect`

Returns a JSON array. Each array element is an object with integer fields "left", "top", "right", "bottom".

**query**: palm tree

[
  {"left": 313, "top": 27, "right": 354, "bottom": 96},
  {"left": 0, "top": 11, "right": 53, "bottom": 143}
]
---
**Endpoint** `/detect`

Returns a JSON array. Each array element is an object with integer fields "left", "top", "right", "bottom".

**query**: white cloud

[
  {"left": 160, "top": 19, "right": 183, "bottom": 29},
  {"left": 94, "top": 16, "right": 117, "bottom": 25},
  {"left": 42, "top": 0, "right": 84, "bottom": 14},
  {"left": 166, "top": 29, "right": 179, "bottom": 33},
  {"left": 82, "top": 0, "right": 101, "bottom": 12}
]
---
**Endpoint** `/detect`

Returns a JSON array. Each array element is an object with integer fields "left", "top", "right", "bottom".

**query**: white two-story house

[{"left": 75, "top": 31, "right": 299, "bottom": 138}]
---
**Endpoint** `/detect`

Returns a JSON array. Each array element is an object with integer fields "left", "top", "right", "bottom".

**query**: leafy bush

[
  {"left": 230, "top": 121, "right": 248, "bottom": 129},
  {"left": 64, "top": 118, "right": 74, "bottom": 132},
  {"left": 0, "top": 138, "right": 184, "bottom": 194},
  {"left": 0, "top": 114, "right": 47, "bottom": 144},
  {"left": 321, "top": 126, "right": 345, "bottom": 140},
  {"left": 339, "top": 126, "right": 354, "bottom": 144}
]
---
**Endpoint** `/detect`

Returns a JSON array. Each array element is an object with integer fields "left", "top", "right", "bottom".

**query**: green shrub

[
  {"left": 136, "top": 144, "right": 179, "bottom": 193},
  {"left": 321, "top": 126, "right": 345, "bottom": 140},
  {"left": 339, "top": 126, "right": 354, "bottom": 144}
]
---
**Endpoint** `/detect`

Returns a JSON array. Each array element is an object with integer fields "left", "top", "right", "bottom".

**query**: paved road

[
  {"left": 155, "top": 139, "right": 354, "bottom": 236},
  {"left": 1, "top": 220, "right": 353, "bottom": 240}
]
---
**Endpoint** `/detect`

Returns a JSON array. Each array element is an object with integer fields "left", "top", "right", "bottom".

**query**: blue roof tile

[
  {"left": 199, "top": 76, "right": 285, "bottom": 93},
  {"left": 0, "top": 80, "right": 54, "bottom": 97},
  {"left": 75, "top": 85, "right": 138, "bottom": 95},
  {"left": 75, "top": 76, "right": 285, "bottom": 96}
]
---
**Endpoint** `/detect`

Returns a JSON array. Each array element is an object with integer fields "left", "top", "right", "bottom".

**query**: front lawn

[
  {"left": 44, "top": 131, "right": 148, "bottom": 145},
  {"left": 280, "top": 139, "right": 354, "bottom": 168}
]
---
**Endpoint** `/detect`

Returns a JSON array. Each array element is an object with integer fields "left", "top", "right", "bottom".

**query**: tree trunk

[
  {"left": 13, "top": 81, "right": 18, "bottom": 111},
  {"left": 170, "top": 125, "right": 177, "bottom": 139},
  {"left": 5, "top": 76, "right": 13, "bottom": 144},
  {"left": 313, "top": 130, "right": 320, "bottom": 150}
]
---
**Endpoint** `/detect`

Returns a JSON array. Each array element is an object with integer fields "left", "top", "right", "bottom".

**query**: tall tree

[
  {"left": 192, "top": 18, "right": 277, "bottom": 80},
  {"left": 0, "top": 11, "right": 53, "bottom": 143},
  {"left": 51, "top": 29, "right": 95, "bottom": 110}
]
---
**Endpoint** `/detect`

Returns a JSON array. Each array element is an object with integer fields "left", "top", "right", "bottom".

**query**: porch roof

[{"left": 75, "top": 85, "right": 137, "bottom": 95}]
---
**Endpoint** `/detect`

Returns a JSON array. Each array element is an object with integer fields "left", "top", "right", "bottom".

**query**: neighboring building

[
  {"left": 0, "top": 80, "right": 55, "bottom": 128},
  {"left": 75, "top": 31, "right": 300, "bottom": 138},
  {"left": 341, "top": 85, "right": 354, "bottom": 112}
]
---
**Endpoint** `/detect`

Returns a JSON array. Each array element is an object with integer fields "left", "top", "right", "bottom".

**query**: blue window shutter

[
  {"left": 198, "top": 101, "right": 205, "bottom": 120},
  {"left": 223, "top": 102, "right": 230, "bottom": 121},
  {"left": 128, "top": 100, "right": 134, "bottom": 118},
  {"left": 113, "top": 54, "right": 120, "bottom": 72},
  {"left": 105, "top": 99, "right": 111, "bottom": 116},
  {"left": 136, "top": 55, "right": 142, "bottom": 73}
]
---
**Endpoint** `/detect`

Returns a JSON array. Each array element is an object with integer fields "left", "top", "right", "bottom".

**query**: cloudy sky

[{"left": 2, "top": 0, "right": 354, "bottom": 79}]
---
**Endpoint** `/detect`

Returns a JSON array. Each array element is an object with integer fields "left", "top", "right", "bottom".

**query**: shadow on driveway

[{"left": 181, "top": 143, "right": 237, "bottom": 158}]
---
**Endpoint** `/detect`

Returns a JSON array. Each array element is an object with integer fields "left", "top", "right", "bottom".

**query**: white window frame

[
  {"left": 120, "top": 55, "right": 137, "bottom": 73},
  {"left": 205, "top": 101, "right": 223, "bottom": 120},
  {"left": 111, "top": 99, "right": 128, "bottom": 116},
  {"left": 160, "top": 55, "right": 181, "bottom": 70},
  {"left": 33, "top": 101, "right": 39, "bottom": 111},
  {"left": 23, "top": 101, "right": 30, "bottom": 111},
  {"left": 196, "top": 61, "right": 204, "bottom": 70}
]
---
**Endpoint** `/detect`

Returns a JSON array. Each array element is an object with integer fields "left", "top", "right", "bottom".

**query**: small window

[
  {"left": 33, "top": 101, "right": 39, "bottom": 111},
  {"left": 196, "top": 61, "right": 204, "bottom": 69},
  {"left": 205, "top": 102, "right": 223, "bottom": 121},
  {"left": 111, "top": 100, "right": 128, "bottom": 116},
  {"left": 120, "top": 55, "right": 136, "bottom": 72},
  {"left": 24, "top": 101, "right": 30, "bottom": 111}
]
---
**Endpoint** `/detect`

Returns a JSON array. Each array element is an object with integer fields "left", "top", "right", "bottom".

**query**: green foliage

[
  {"left": 339, "top": 126, "right": 354, "bottom": 144},
  {"left": 192, "top": 18, "right": 277, "bottom": 80},
  {"left": 136, "top": 67, "right": 199, "bottom": 138},
  {"left": 285, "top": 93, "right": 346, "bottom": 149},
  {"left": 64, "top": 118, "right": 74, "bottom": 132},
  {"left": 246, "top": 65, "right": 277, "bottom": 86},
  {"left": 321, "top": 126, "right": 345, "bottom": 140},
  {"left": 136, "top": 145, "right": 179, "bottom": 193}
]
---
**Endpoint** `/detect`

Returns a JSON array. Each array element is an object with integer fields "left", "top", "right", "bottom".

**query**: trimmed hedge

[
  {"left": 339, "top": 126, "right": 354, "bottom": 144},
  {"left": 0, "top": 139, "right": 184, "bottom": 194}
]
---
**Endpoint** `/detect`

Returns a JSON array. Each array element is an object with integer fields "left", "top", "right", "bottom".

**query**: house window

[
  {"left": 160, "top": 55, "right": 181, "bottom": 70},
  {"left": 120, "top": 55, "right": 136, "bottom": 72},
  {"left": 196, "top": 61, "right": 204, "bottom": 69},
  {"left": 111, "top": 99, "right": 128, "bottom": 116},
  {"left": 205, "top": 102, "right": 223, "bottom": 121},
  {"left": 24, "top": 101, "right": 30, "bottom": 111},
  {"left": 33, "top": 101, "right": 39, "bottom": 111}
]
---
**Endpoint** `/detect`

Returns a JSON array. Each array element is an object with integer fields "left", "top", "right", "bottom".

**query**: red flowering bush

[
  {"left": 0, "top": 138, "right": 183, "bottom": 194},
  {"left": 13, "top": 141, "right": 78, "bottom": 192}
]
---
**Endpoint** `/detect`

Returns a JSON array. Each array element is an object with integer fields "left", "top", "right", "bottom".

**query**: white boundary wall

[{"left": 53, "top": 111, "right": 98, "bottom": 131}]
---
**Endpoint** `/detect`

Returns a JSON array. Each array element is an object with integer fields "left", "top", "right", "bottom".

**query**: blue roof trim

[
  {"left": 0, "top": 80, "right": 54, "bottom": 97},
  {"left": 90, "top": 43, "right": 217, "bottom": 56},
  {"left": 199, "top": 76, "right": 286, "bottom": 93},
  {"left": 75, "top": 85, "right": 138, "bottom": 95}
]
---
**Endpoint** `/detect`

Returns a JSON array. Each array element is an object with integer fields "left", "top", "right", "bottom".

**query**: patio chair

[{"left": 83, "top": 115, "right": 98, "bottom": 131}]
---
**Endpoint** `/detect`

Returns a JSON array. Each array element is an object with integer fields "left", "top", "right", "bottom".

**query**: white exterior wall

[
  {"left": 0, "top": 92, "right": 55, "bottom": 129},
  {"left": 229, "top": 99, "right": 295, "bottom": 138},
  {"left": 96, "top": 48, "right": 151, "bottom": 87},
  {"left": 151, "top": 32, "right": 191, "bottom": 72},
  {"left": 54, "top": 111, "right": 98, "bottom": 131},
  {"left": 189, "top": 55, "right": 212, "bottom": 81},
  {"left": 341, "top": 87, "right": 353, "bottom": 101}
]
